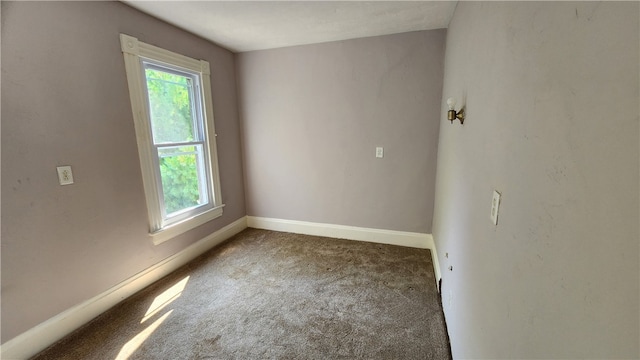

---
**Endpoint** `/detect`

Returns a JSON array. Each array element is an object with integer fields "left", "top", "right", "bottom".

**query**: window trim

[{"left": 120, "top": 34, "right": 223, "bottom": 245}]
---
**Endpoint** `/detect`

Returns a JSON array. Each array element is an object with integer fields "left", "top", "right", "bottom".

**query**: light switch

[
  {"left": 57, "top": 166, "right": 74, "bottom": 185},
  {"left": 491, "top": 190, "right": 501, "bottom": 225},
  {"left": 376, "top": 147, "right": 384, "bottom": 158}
]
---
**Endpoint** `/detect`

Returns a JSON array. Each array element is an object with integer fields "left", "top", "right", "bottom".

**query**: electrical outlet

[
  {"left": 375, "top": 147, "right": 384, "bottom": 158},
  {"left": 491, "top": 190, "right": 501, "bottom": 225},
  {"left": 57, "top": 166, "right": 74, "bottom": 185}
]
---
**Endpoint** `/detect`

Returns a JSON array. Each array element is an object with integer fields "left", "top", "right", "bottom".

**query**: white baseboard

[
  {"left": 247, "top": 216, "right": 431, "bottom": 248},
  {"left": 0, "top": 216, "right": 248, "bottom": 360},
  {"left": 246, "top": 216, "right": 440, "bottom": 286}
]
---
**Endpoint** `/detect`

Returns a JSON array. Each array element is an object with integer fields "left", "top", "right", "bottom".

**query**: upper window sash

[{"left": 143, "top": 62, "right": 205, "bottom": 145}]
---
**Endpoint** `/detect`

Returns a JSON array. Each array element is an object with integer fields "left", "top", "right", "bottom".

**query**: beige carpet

[{"left": 33, "top": 228, "right": 451, "bottom": 359}]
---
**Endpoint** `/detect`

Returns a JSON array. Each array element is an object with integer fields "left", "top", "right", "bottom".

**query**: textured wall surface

[
  {"left": 433, "top": 2, "right": 639, "bottom": 358},
  {"left": 1, "top": 1, "right": 246, "bottom": 342},
  {"left": 237, "top": 30, "right": 445, "bottom": 233}
]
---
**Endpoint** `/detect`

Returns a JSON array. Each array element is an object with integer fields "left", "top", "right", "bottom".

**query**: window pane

[
  {"left": 158, "top": 146, "right": 207, "bottom": 215},
  {"left": 145, "top": 68, "right": 196, "bottom": 144}
]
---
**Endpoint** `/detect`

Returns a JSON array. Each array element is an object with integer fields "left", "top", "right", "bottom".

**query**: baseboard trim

[
  {"left": 0, "top": 216, "right": 248, "bottom": 360},
  {"left": 247, "top": 216, "right": 430, "bottom": 248},
  {"left": 247, "top": 216, "right": 440, "bottom": 286}
]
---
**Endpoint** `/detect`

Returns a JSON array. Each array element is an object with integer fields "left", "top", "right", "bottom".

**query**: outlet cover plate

[{"left": 57, "top": 166, "right": 74, "bottom": 185}]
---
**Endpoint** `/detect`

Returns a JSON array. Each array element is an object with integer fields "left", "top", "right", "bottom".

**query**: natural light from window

[
  {"left": 144, "top": 65, "right": 211, "bottom": 218},
  {"left": 141, "top": 276, "right": 190, "bottom": 324},
  {"left": 120, "top": 33, "right": 224, "bottom": 244},
  {"left": 115, "top": 310, "right": 173, "bottom": 360},
  {"left": 114, "top": 275, "right": 190, "bottom": 359}
]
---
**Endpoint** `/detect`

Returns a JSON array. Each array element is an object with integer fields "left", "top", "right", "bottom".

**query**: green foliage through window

[
  {"left": 145, "top": 68, "right": 195, "bottom": 144},
  {"left": 159, "top": 151, "right": 200, "bottom": 214}
]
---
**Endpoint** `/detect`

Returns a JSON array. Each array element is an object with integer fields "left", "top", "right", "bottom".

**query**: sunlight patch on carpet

[
  {"left": 141, "top": 276, "right": 189, "bottom": 323},
  {"left": 116, "top": 310, "right": 173, "bottom": 359}
]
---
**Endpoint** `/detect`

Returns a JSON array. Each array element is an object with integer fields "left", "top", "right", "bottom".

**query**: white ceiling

[{"left": 122, "top": 1, "right": 457, "bottom": 53}]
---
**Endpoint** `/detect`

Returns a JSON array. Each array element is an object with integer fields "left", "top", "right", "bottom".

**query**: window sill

[{"left": 150, "top": 204, "right": 225, "bottom": 245}]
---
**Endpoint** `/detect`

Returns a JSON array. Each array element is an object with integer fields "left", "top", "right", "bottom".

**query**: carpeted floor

[{"left": 32, "top": 228, "right": 451, "bottom": 359}]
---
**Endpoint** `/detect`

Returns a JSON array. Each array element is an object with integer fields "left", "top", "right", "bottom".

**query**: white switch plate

[
  {"left": 375, "top": 147, "right": 384, "bottom": 158},
  {"left": 57, "top": 166, "right": 74, "bottom": 185},
  {"left": 491, "top": 190, "right": 501, "bottom": 225}
]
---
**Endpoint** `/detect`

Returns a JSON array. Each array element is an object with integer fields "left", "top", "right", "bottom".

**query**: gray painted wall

[
  {"left": 1, "top": 2, "right": 246, "bottom": 342},
  {"left": 433, "top": 2, "right": 639, "bottom": 358},
  {"left": 237, "top": 30, "right": 445, "bottom": 233}
]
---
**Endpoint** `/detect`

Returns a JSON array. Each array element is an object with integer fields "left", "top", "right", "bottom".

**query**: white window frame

[{"left": 120, "top": 34, "right": 223, "bottom": 244}]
